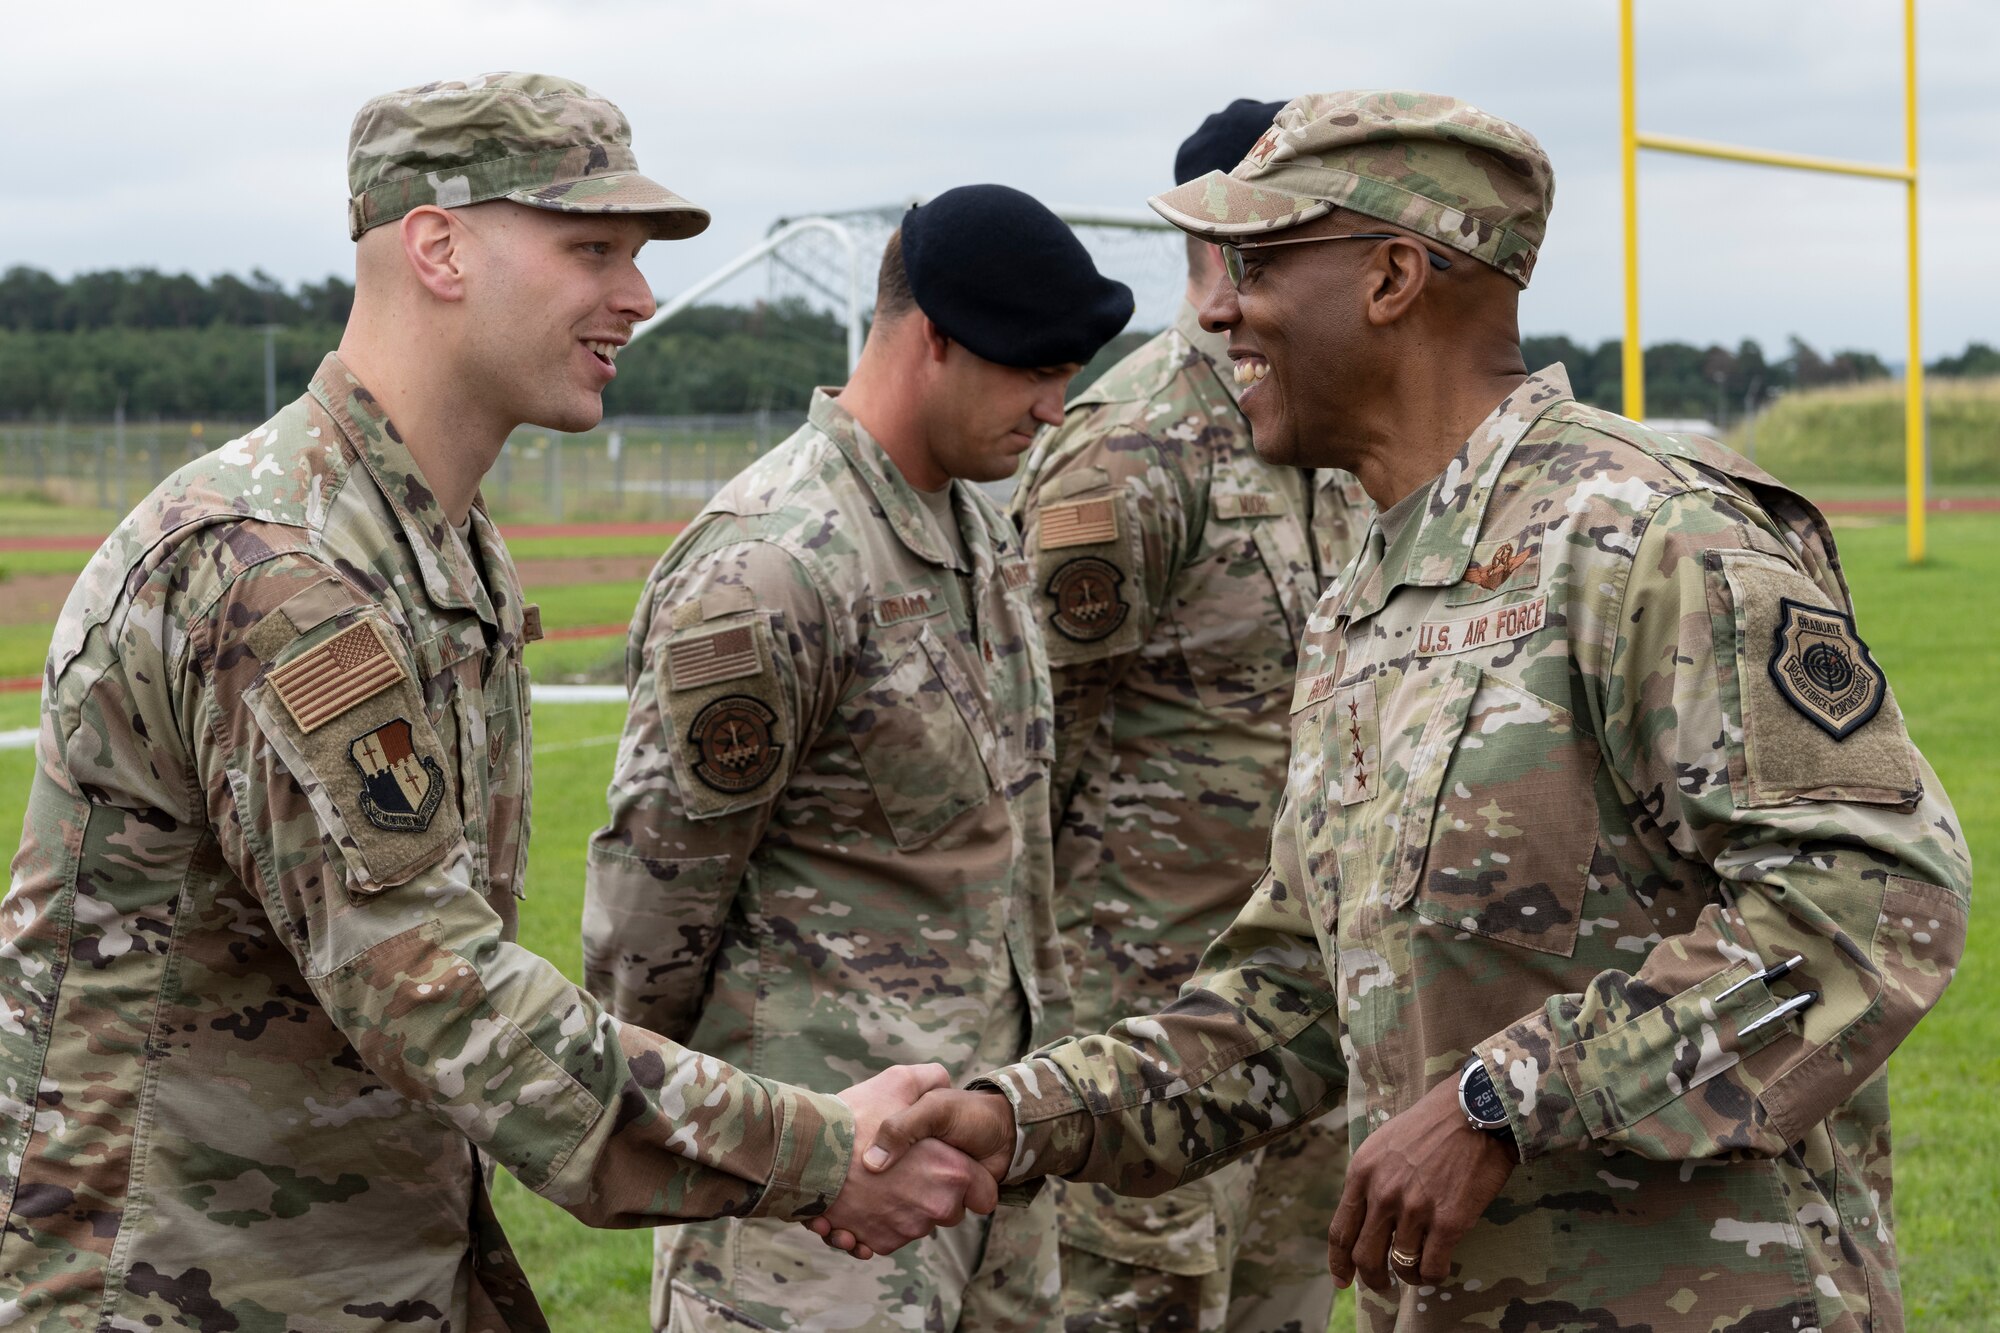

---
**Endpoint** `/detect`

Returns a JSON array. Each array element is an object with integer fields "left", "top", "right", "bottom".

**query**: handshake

[{"left": 816, "top": 1064, "right": 1021, "bottom": 1260}]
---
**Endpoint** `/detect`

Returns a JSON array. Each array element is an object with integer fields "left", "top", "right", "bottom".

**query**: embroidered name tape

[
  {"left": 875, "top": 589, "right": 944, "bottom": 626},
  {"left": 269, "top": 620, "right": 406, "bottom": 734},
  {"left": 1214, "top": 492, "right": 1284, "bottom": 520},
  {"left": 1039, "top": 496, "right": 1119, "bottom": 549},
  {"left": 1416, "top": 595, "right": 1547, "bottom": 657}
]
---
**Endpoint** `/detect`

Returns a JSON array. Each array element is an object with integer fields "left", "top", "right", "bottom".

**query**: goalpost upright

[{"left": 1619, "top": 0, "right": 1926, "bottom": 561}]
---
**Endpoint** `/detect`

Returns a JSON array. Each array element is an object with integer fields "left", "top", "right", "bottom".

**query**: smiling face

[
  {"left": 456, "top": 204, "right": 658, "bottom": 434},
  {"left": 1197, "top": 212, "right": 1385, "bottom": 471},
  {"left": 920, "top": 340, "right": 1078, "bottom": 484}
]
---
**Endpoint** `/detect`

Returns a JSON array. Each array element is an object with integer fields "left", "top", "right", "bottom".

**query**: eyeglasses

[{"left": 1220, "top": 232, "right": 1453, "bottom": 287}]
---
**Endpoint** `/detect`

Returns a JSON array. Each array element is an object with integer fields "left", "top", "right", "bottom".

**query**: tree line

[{"left": 1, "top": 265, "right": 1994, "bottom": 422}]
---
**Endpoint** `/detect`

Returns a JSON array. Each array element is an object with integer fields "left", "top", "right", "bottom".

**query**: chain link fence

[{"left": 0, "top": 411, "right": 805, "bottom": 525}]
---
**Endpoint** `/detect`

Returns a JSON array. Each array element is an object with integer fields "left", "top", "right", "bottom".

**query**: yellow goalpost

[{"left": 1619, "top": 0, "right": 1927, "bottom": 560}]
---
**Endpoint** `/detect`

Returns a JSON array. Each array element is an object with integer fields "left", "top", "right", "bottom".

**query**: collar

[
  {"left": 1344, "top": 365, "right": 1573, "bottom": 620},
  {"left": 1173, "top": 299, "right": 1242, "bottom": 404},
  {"left": 308, "top": 353, "right": 497, "bottom": 624},
  {"left": 806, "top": 387, "right": 960, "bottom": 570}
]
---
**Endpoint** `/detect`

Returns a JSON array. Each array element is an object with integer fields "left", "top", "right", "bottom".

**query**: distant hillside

[{"left": 1727, "top": 376, "right": 2000, "bottom": 490}]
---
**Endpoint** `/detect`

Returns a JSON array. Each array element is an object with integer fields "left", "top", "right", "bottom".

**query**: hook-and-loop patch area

[
  {"left": 1711, "top": 552, "right": 1918, "bottom": 809},
  {"left": 1029, "top": 485, "right": 1144, "bottom": 665},
  {"left": 248, "top": 599, "right": 464, "bottom": 896},
  {"left": 656, "top": 610, "right": 793, "bottom": 818}
]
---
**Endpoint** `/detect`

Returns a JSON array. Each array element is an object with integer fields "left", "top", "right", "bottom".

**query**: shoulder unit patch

[
  {"left": 1768, "top": 598, "right": 1885, "bottom": 740},
  {"left": 688, "top": 694, "right": 784, "bottom": 794},
  {"left": 349, "top": 717, "right": 446, "bottom": 832},
  {"left": 1046, "top": 556, "right": 1129, "bottom": 643}
]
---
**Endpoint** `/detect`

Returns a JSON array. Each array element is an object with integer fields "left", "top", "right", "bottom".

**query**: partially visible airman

[
  {"left": 585, "top": 185, "right": 1133, "bottom": 1332},
  {"left": 1011, "top": 98, "right": 1371, "bottom": 1333}
]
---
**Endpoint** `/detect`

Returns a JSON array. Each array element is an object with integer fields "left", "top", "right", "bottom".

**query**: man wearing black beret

[
  {"left": 1008, "top": 100, "right": 1373, "bottom": 1333},
  {"left": 585, "top": 185, "right": 1130, "bottom": 1332}
]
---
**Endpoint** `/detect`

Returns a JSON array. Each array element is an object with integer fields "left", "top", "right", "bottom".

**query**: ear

[
  {"left": 401, "top": 206, "right": 468, "bottom": 303},
  {"left": 1361, "top": 237, "right": 1432, "bottom": 329},
  {"left": 919, "top": 314, "right": 953, "bottom": 365}
]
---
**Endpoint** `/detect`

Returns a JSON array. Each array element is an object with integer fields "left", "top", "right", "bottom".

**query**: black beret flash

[
  {"left": 1175, "top": 98, "right": 1288, "bottom": 186},
  {"left": 899, "top": 184, "right": 1134, "bottom": 369}
]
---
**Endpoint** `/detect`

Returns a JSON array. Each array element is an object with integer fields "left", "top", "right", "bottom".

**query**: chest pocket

[
  {"left": 843, "top": 623, "right": 998, "bottom": 849},
  {"left": 1174, "top": 491, "right": 1302, "bottom": 710},
  {"left": 1388, "top": 660, "right": 1599, "bottom": 956}
]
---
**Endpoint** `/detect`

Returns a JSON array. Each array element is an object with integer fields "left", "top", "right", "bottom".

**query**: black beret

[
  {"left": 899, "top": 184, "right": 1134, "bottom": 369},
  {"left": 1175, "top": 98, "right": 1288, "bottom": 185}
]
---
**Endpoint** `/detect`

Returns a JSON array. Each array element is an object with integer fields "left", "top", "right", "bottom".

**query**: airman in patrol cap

[
  {"left": 1011, "top": 97, "right": 1370, "bottom": 1333},
  {"left": 0, "top": 72, "right": 987, "bottom": 1332},
  {"left": 866, "top": 90, "right": 1969, "bottom": 1333},
  {"left": 584, "top": 184, "right": 1131, "bottom": 1332}
]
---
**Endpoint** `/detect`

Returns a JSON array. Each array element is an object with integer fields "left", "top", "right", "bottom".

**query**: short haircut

[{"left": 875, "top": 229, "right": 918, "bottom": 322}]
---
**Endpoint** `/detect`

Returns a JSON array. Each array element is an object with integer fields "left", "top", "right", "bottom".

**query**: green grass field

[{"left": 0, "top": 515, "right": 1991, "bottom": 1328}]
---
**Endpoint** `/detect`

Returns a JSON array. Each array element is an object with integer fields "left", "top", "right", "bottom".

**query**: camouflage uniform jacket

[
  {"left": 585, "top": 388, "right": 1066, "bottom": 1096},
  {"left": 1012, "top": 298, "right": 1372, "bottom": 1041},
  {"left": 0, "top": 355, "right": 853, "bottom": 1332},
  {"left": 980, "top": 368, "right": 1970, "bottom": 1332}
]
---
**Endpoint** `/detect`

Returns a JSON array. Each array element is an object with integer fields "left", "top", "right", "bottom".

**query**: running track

[{"left": 2, "top": 504, "right": 1993, "bottom": 695}]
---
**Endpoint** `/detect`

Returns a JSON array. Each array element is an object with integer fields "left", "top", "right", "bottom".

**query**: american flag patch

[
  {"left": 666, "top": 625, "right": 761, "bottom": 691},
  {"left": 269, "top": 620, "right": 406, "bottom": 734},
  {"left": 1038, "top": 497, "right": 1118, "bottom": 549}
]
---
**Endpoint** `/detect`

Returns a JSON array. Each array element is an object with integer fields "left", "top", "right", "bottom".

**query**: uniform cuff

[
  {"left": 1473, "top": 1010, "right": 1590, "bottom": 1164},
  {"left": 752, "top": 1084, "right": 855, "bottom": 1220},
  {"left": 971, "top": 1056, "right": 1094, "bottom": 1187}
]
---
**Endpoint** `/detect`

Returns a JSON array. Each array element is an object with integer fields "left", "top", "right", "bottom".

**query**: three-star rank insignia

[
  {"left": 349, "top": 718, "right": 447, "bottom": 832},
  {"left": 1046, "top": 556, "right": 1129, "bottom": 643},
  {"left": 1768, "top": 598, "right": 1886, "bottom": 740},
  {"left": 688, "top": 694, "right": 784, "bottom": 794}
]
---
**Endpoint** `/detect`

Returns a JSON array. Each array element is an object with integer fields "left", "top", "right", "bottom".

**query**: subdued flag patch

[
  {"left": 1038, "top": 496, "right": 1119, "bottom": 549},
  {"left": 269, "top": 620, "right": 405, "bottom": 733},
  {"left": 666, "top": 624, "right": 761, "bottom": 691}
]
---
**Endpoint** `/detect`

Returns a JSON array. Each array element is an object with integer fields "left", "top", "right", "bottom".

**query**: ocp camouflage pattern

[
  {"left": 1148, "top": 90, "right": 1553, "bottom": 286},
  {"left": 585, "top": 388, "right": 1067, "bottom": 1330},
  {"left": 979, "top": 367, "right": 1969, "bottom": 1333},
  {"left": 346, "top": 71, "right": 707, "bottom": 240},
  {"left": 1013, "top": 300, "right": 1370, "bottom": 1331},
  {"left": 0, "top": 355, "right": 854, "bottom": 1331}
]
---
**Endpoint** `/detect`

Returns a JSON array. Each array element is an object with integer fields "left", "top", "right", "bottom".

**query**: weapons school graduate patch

[
  {"left": 349, "top": 717, "right": 446, "bottom": 832},
  {"left": 1768, "top": 598, "right": 1885, "bottom": 740},
  {"left": 1046, "top": 556, "right": 1129, "bottom": 643},
  {"left": 688, "top": 694, "right": 784, "bottom": 794}
]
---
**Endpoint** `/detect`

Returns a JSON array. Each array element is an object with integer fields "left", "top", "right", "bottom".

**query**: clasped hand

[
  {"left": 820, "top": 1067, "right": 1012, "bottom": 1259},
  {"left": 815, "top": 1072, "right": 1018, "bottom": 1260}
]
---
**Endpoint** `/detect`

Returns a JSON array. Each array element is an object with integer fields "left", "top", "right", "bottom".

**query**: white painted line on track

[
  {"left": 532, "top": 684, "right": 627, "bottom": 704},
  {"left": 0, "top": 728, "right": 38, "bottom": 752}
]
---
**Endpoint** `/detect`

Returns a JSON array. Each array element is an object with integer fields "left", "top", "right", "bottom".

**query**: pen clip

[
  {"left": 1736, "top": 989, "right": 1820, "bottom": 1039},
  {"left": 1717, "top": 954, "right": 1805, "bottom": 1004}
]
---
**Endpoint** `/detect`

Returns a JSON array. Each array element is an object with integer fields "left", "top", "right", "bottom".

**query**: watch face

[{"left": 1462, "top": 1062, "right": 1509, "bottom": 1128}]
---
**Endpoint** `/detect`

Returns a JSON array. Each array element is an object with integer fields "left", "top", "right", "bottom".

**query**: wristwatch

[{"left": 1458, "top": 1055, "right": 1515, "bottom": 1146}]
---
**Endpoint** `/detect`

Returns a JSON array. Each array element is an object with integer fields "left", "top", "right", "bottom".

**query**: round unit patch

[
  {"left": 688, "top": 694, "right": 784, "bottom": 793},
  {"left": 1045, "top": 556, "right": 1129, "bottom": 643}
]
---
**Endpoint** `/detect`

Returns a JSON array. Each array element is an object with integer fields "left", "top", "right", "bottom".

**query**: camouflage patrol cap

[
  {"left": 346, "top": 72, "right": 710, "bottom": 242},
  {"left": 1148, "top": 90, "right": 1553, "bottom": 287}
]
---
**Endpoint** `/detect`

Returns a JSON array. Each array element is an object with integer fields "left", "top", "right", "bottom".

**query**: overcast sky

[{"left": 5, "top": 0, "right": 1994, "bottom": 362}]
